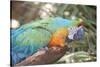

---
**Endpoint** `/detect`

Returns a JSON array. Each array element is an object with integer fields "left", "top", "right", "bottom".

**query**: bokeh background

[{"left": 11, "top": 1, "right": 96, "bottom": 63}]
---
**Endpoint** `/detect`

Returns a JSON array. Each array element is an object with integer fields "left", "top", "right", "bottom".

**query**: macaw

[{"left": 11, "top": 17, "right": 84, "bottom": 65}]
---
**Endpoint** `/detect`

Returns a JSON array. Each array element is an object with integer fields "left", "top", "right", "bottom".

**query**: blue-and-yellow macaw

[{"left": 11, "top": 17, "right": 84, "bottom": 65}]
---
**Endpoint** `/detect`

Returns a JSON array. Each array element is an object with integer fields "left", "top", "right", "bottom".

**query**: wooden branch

[{"left": 15, "top": 46, "right": 68, "bottom": 66}]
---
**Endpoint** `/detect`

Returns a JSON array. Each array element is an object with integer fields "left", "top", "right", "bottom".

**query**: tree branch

[{"left": 15, "top": 46, "right": 68, "bottom": 66}]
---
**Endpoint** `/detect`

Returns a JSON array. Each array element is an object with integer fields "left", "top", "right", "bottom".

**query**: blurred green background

[{"left": 11, "top": 1, "right": 96, "bottom": 63}]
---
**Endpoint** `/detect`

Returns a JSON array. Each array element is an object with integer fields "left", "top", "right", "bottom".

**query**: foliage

[{"left": 11, "top": 1, "right": 96, "bottom": 63}]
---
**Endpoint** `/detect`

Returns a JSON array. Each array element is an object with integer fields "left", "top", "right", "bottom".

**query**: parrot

[{"left": 10, "top": 17, "right": 84, "bottom": 65}]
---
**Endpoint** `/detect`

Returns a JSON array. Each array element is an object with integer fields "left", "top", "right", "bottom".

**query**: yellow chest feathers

[{"left": 49, "top": 28, "right": 68, "bottom": 47}]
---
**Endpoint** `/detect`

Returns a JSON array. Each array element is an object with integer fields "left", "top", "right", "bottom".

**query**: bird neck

[{"left": 49, "top": 28, "right": 68, "bottom": 47}]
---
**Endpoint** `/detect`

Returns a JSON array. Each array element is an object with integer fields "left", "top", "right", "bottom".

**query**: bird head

[{"left": 67, "top": 18, "right": 84, "bottom": 41}]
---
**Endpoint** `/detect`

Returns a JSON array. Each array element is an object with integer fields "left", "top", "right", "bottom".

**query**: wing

[{"left": 11, "top": 25, "right": 51, "bottom": 65}]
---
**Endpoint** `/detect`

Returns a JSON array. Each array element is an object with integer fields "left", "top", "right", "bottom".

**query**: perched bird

[{"left": 11, "top": 17, "right": 84, "bottom": 65}]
